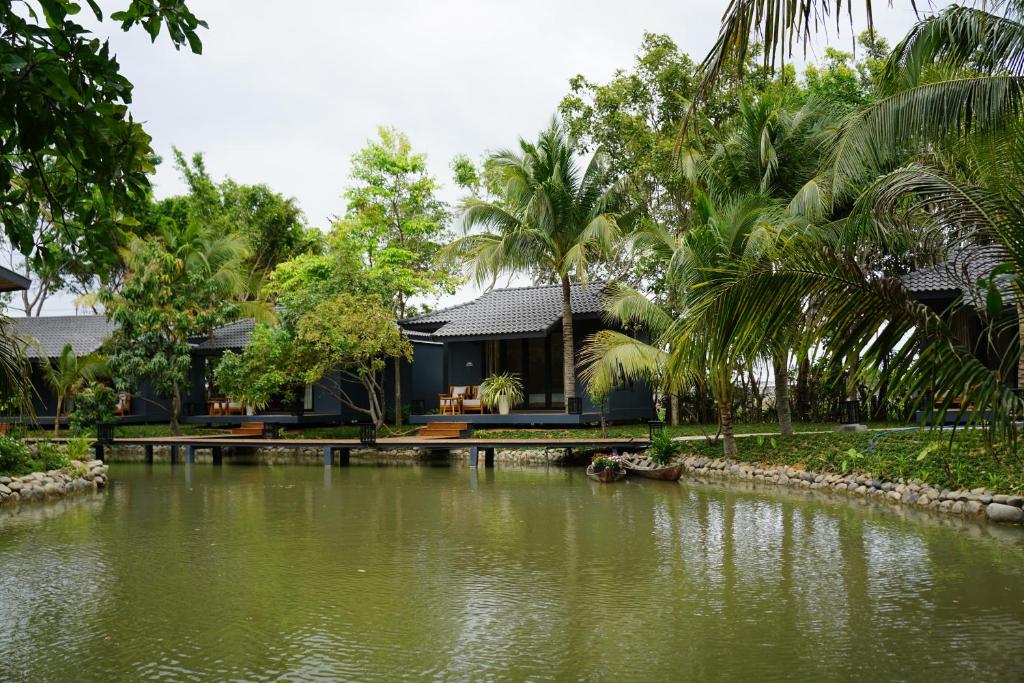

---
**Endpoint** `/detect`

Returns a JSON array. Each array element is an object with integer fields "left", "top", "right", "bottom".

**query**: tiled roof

[
  {"left": 402, "top": 282, "right": 606, "bottom": 338},
  {"left": 902, "top": 246, "right": 1014, "bottom": 306},
  {"left": 11, "top": 315, "right": 117, "bottom": 359},
  {"left": 190, "top": 318, "right": 256, "bottom": 352}
]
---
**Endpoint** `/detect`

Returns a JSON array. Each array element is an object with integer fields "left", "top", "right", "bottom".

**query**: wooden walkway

[{"left": 107, "top": 435, "right": 650, "bottom": 467}]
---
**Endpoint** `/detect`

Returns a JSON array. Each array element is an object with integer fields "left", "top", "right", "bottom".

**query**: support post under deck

[
  {"left": 212, "top": 446, "right": 222, "bottom": 465},
  {"left": 170, "top": 444, "right": 179, "bottom": 465},
  {"left": 469, "top": 445, "right": 479, "bottom": 468},
  {"left": 144, "top": 444, "right": 154, "bottom": 464},
  {"left": 322, "top": 445, "right": 334, "bottom": 466},
  {"left": 484, "top": 448, "right": 495, "bottom": 468},
  {"left": 338, "top": 448, "right": 350, "bottom": 467},
  {"left": 185, "top": 445, "right": 196, "bottom": 464}
]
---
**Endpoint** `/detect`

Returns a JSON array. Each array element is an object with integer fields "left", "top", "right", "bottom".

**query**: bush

[
  {"left": 69, "top": 382, "right": 118, "bottom": 433},
  {"left": 647, "top": 432, "right": 681, "bottom": 465},
  {"left": 34, "top": 440, "right": 69, "bottom": 471},
  {"left": 0, "top": 435, "right": 34, "bottom": 476},
  {"left": 65, "top": 436, "right": 93, "bottom": 462}
]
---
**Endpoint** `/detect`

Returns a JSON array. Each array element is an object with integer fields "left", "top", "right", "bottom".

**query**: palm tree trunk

[
  {"left": 719, "top": 398, "right": 737, "bottom": 458},
  {"left": 560, "top": 275, "right": 576, "bottom": 407},
  {"left": 669, "top": 394, "right": 680, "bottom": 426},
  {"left": 773, "top": 350, "right": 793, "bottom": 436},
  {"left": 1017, "top": 303, "right": 1024, "bottom": 389},
  {"left": 53, "top": 395, "right": 62, "bottom": 437}
]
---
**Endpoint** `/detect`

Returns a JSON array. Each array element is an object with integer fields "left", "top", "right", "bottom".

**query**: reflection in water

[{"left": 1, "top": 464, "right": 1023, "bottom": 681}]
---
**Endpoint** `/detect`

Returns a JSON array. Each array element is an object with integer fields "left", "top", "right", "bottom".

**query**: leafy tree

[
  {"left": 102, "top": 222, "right": 253, "bottom": 433},
  {"left": 69, "top": 382, "right": 118, "bottom": 433},
  {"left": 337, "top": 127, "right": 457, "bottom": 424},
  {"left": 447, "top": 118, "right": 627, "bottom": 407},
  {"left": 40, "top": 344, "right": 108, "bottom": 436},
  {"left": 295, "top": 293, "right": 412, "bottom": 427},
  {"left": 214, "top": 325, "right": 307, "bottom": 412},
  {"left": 1, "top": 0, "right": 205, "bottom": 279}
]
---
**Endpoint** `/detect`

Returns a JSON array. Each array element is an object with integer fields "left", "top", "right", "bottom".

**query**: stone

[
  {"left": 0, "top": 476, "right": 9, "bottom": 484},
  {"left": 42, "top": 482, "right": 61, "bottom": 497},
  {"left": 979, "top": 495, "right": 992, "bottom": 505},
  {"left": 8, "top": 480, "right": 22, "bottom": 492},
  {"left": 1006, "top": 496, "right": 1024, "bottom": 508},
  {"left": 0, "top": 483, "right": 9, "bottom": 496},
  {"left": 987, "top": 503, "right": 1024, "bottom": 523},
  {"left": 951, "top": 501, "right": 964, "bottom": 514},
  {"left": 887, "top": 491, "right": 902, "bottom": 502},
  {"left": 992, "top": 494, "right": 1010, "bottom": 505},
  {"left": 966, "top": 501, "right": 984, "bottom": 515}
]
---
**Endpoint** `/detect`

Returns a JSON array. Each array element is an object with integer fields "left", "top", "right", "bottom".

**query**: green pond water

[{"left": 2, "top": 464, "right": 1024, "bottom": 681}]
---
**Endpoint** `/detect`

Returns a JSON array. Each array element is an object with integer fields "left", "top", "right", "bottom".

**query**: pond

[{"left": 2, "top": 464, "right": 1023, "bottom": 681}]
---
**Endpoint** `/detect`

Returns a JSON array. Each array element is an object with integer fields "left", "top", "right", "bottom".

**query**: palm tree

[
  {"left": 447, "top": 118, "right": 626, "bottom": 407},
  {"left": 42, "top": 344, "right": 108, "bottom": 436},
  {"left": 584, "top": 192, "right": 786, "bottom": 457},
  {"left": 688, "top": 1, "right": 1024, "bottom": 437}
]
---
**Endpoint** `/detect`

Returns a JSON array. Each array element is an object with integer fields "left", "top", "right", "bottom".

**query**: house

[
  {"left": 401, "top": 282, "right": 656, "bottom": 425},
  {"left": 9, "top": 315, "right": 172, "bottom": 425},
  {"left": 902, "top": 247, "right": 1019, "bottom": 422},
  {"left": 184, "top": 318, "right": 443, "bottom": 425}
]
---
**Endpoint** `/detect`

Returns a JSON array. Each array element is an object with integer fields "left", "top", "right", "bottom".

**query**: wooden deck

[{"left": 107, "top": 435, "right": 650, "bottom": 467}]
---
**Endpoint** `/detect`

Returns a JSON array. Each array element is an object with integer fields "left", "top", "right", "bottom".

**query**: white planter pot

[
  {"left": 498, "top": 396, "right": 510, "bottom": 415},
  {"left": 245, "top": 405, "right": 255, "bottom": 416}
]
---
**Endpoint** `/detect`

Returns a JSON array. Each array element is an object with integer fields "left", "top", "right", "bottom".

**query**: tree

[
  {"left": 41, "top": 344, "right": 107, "bottom": 436},
  {"left": 447, "top": 118, "right": 627, "bottom": 408},
  {"left": 214, "top": 325, "right": 308, "bottom": 413},
  {"left": 295, "top": 294, "right": 412, "bottom": 427},
  {"left": 1, "top": 0, "right": 205, "bottom": 277},
  {"left": 102, "top": 221, "right": 253, "bottom": 433},
  {"left": 337, "top": 127, "right": 457, "bottom": 425}
]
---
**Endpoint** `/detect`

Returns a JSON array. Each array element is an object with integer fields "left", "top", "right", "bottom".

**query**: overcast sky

[{"left": 39, "top": 0, "right": 937, "bottom": 315}]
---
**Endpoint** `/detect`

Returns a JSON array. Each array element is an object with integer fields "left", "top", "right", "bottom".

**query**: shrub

[
  {"left": 591, "top": 454, "right": 625, "bottom": 472},
  {"left": 69, "top": 382, "right": 117, "bottom": 433},
  {"left": 0, "top": 435, "right": 34, "bottom": 476},
  {"left": 647, "top": 432, "right": 681, "bottom": 465},
  {"left": 65, "top": 436, "right": 93, "bottom": 463},
  {"left": 34, "top": 440, "right": 69, "bottom": 471}
]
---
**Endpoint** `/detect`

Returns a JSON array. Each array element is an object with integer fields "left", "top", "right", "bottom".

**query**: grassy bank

[{"left": 676, "top": 428, "right": 1023, "bottom": 494}]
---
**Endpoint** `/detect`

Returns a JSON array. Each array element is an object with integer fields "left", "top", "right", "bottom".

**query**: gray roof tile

[
  {"left": 11, "top": 315, "right": 117, "bottom": 359},
  {"left": 902, "top": 246, "right": 1013, "bottom": 306},
  {"left": 190, "top": 318, "right": 256, "bottom": 352},
  {"left": 402, "top": 282, "right": 606, "bottom": 338}
]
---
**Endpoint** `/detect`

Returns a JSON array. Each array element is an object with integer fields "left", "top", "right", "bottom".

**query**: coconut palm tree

[
  {"left": 42, "top": 344, "right": 108, "bottom": 436},
  {"left": 447, "top": 118, "right": 627, "bottom": 407},
  {"left": 687, "top": 1, "right": 1024, "bottom": 437}
]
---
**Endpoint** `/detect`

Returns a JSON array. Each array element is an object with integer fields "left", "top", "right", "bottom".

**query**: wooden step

[
  {"left": 420, "top": 422, "right": 469, "bottom": 431},
  {"left": 418, "top": 430, "right": 466, "bottom": 439},
  {"left": 416, "top": 422, "right": 472, "bottom": 439}
]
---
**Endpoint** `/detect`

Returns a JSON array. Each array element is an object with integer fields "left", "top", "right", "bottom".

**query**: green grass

[
  {"left": 676, "top": 428, "right": 1024, "bottom": 494},
  {"left": 472, "top": 421, "right": 903, "bottom": 440}
]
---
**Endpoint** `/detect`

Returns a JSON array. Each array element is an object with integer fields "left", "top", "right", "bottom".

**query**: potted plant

[
  {"left": 586, "top": 453, "right": 627, "bottom": 482},
  {"left": 480, "top": 372, "right": 524, "bottom": 416}
]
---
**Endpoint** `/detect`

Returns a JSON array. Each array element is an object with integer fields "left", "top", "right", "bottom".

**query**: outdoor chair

[
  {"left": 439, "top": 385, "right": 471, "bottom": 415},
  {"left": 461, "top": 385, "right": 484, "bottom": 414},
  {"left": 114, "top": 392, "right": 131, "bottom": 416}
]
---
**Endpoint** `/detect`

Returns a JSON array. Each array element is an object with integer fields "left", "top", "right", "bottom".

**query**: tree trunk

[
  {"left": 773, "top": 350, "right": 793, "bottom": 436},
  {"left": 796, "top": 354, "right": 810, "bottom": 421},
  {"left": 393, "top": 356, "right": 402, "bottom": 427},
  {"left": 669, "top": 394, "right": 680, "bottom": 426},
  {"left": 1017, "top": 303, "right": 1024, "bottom": 389},
  {"left": 560, "top": 275, "right": 576, "bottom": 407},
  {"left": 53, "top": 395, "right": 63, "bottom": 437},
  {"left": 719, "top": 398, "right": 737, "bottom": 458},
  {"left": 170, "top": 384, "right": 182, "bottom": 436}
]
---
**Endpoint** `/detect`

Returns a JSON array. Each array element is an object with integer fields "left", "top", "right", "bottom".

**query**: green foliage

[
  {"left": 591, "top": 454, "right": 625, "bottom": 472},
  {"left": 0, "top": 0, "right": 204, "bottom": 281},
  {"left": 64, "top": 437, "right": 93, "bottom": 463},
  {"left": 338, "top": 127, "right": 458, "bottom": 318},
  {"left": 479, "top": 372, "right": 524, "bottom": 410},
  {"left": 69, "top": 382, "right": 118, "bottom": 433},
  {"left": 33, "top": 440, "right": 69, "bottom": 472},
  {"left": 647, "top": 432, "right": 681, "bottom": 465},
  {"left": 214, "top": 325, "right": 307, "bottom": 411},
  {"left": 40, "top": 344, "right": 108, "bottom": 435},
  {"left": 0, "top": 436, "right": 34, "bottom": 476}
]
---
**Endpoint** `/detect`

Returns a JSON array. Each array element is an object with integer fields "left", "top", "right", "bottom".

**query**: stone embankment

[
  {"left": 683, "top": 455, "right": 1024, "bottom": 525},
  {"left": 0, "top": 460, "right": 109, "bottom": 506}
]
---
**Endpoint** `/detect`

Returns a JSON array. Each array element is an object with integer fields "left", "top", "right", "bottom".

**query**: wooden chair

[
  {"left": 461, "top": 385, "right": 484, "bottom": 414},
  {"left": 439, "top": 385, "right": 471, "bottom": 415},
  {"left": 224, "top": 400, "right": 245, "bottom": 416},
  {"left": 207, "top": 398, "right": 225, "bottom": 416}
]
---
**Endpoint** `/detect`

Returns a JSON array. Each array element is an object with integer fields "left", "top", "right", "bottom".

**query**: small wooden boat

[
  {"left": 624, "top": 457, "right": 684, "bottom": 481},
  {"left": 586, "top": 463, "right": 627, "bottom": 483}
]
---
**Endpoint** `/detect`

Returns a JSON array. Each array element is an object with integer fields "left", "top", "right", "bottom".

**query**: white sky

[{"left": 37, "top": 0, "right": 938, "bottom": 315}]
